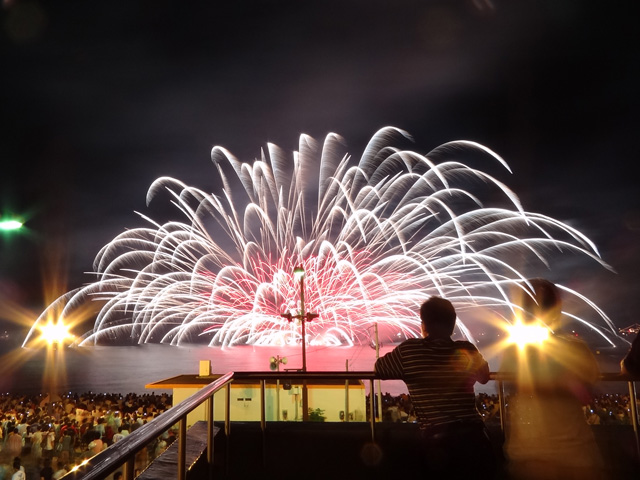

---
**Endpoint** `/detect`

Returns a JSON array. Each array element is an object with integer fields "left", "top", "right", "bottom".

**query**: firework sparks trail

[{"left": 24, "top": 127, "right": 618, "bottom": 348}]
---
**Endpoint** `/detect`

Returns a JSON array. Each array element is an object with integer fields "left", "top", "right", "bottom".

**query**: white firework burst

[{"left": 24, "top": 127, "right": 618, "bottom": 348}]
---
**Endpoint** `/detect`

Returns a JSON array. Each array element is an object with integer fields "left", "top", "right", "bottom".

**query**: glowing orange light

[
  {"left": 40, "top": 321, "right": 73, "bottom": 345},
  {"left": 507, "top": 319, "right": 550, "bottom": 350}
]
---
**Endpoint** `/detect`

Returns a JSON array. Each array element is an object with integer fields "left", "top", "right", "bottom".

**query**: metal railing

[
  {"left": 64, "top": 372, "right": 234, "bottom": 480},
  {"left": 63, "top": 371, "right": 639, "bottom": 480}
]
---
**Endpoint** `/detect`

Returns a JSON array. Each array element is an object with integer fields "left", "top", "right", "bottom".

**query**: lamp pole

[
  {"left": 294, "top": 266, "right": 309, "bottom": 421},
  {"left": 295, "top": 266, "right": 308, "bottom": 372},
  {"left": 280, "top": 266, "right": 319, "bottom": 421},
  {"left": 281, "top": 266, "right": 318, "bottom": 372}
]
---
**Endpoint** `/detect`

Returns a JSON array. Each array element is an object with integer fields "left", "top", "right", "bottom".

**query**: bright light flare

[
  {"left": 39, "top": 321, "right": 73, "bottom": 345},
  {"left": 0, "top": 219, "right": 23, "bottom": 230},
  {"left": 507, "top": 320, "right": 550, "bottom": 350}
]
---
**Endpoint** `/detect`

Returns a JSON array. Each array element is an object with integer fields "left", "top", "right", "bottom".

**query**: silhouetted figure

[
  {"left": 501, "top": 279, "right": 605, "bottom": 480},
  {"left": 375, "top": 296, "right": 496, "bottom": 479},
  {"left": 621, "top": 332, "right": 640, "bottom": 377}
]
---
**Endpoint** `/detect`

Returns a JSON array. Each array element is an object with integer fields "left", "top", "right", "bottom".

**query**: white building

[{"left": 146, "top": 361, "right": 367, "bottom": 426}]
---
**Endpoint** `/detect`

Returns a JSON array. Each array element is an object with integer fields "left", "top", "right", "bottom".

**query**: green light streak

[{"left": 0, "top": 219, "right": 24, "bottom": 231}]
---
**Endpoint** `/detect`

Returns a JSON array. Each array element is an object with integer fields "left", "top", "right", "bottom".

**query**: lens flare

[
  {"left": 1, "top": 241, "right": 97, "bottom": 395},
  {"left": 23, "top": 127, "right": 619, "bottom": 349},
  {"left": 0, "top": 219, "right": 23, "bottom": 231},
  {"left": 39, "top": 321, "right": 73, "bottom": 345},
  {"left": 507, "top": 320, "right": 550, "bottom": 350}
]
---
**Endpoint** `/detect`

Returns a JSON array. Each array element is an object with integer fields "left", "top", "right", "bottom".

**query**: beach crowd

[{"left": 0, "top": 391, "right": 173, "bottom": 480}]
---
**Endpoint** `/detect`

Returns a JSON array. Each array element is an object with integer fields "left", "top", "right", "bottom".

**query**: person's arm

[
  {"left": 622, "top": 333, "right": 640, "bottom": 377},
  {"left": 476, "top": 353, "right": 490, "bottom": 384},
  {"left": 374, "top": 346, "right": 404, "bottom": 379},
  {"left": 459, "top": 343, "right": 490, "bottom": 384}
]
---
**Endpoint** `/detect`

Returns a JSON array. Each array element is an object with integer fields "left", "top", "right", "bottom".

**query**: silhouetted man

[
  {"left": 501, "top": 279, "right": 605, "bottom": 480},
  {"left": 375, "top": 296, "right": 495, "bottom": 479},
  {"left": 622, "top": 332, "right": 640, "bottom": 377}
]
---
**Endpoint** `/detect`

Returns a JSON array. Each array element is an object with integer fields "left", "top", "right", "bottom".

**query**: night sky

[{"left": 1, "top": 1, "right": 639, "bottom": 337}]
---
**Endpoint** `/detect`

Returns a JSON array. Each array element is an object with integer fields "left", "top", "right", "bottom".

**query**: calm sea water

[
  {"left": 0, "top": 343, "right": 387, "bottom": 395},
  {"left": 0, "top": 342, "right": 627, "bottom": 396}
]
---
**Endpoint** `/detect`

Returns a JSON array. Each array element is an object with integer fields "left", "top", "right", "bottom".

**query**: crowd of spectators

[
  {"left": 376, "top": 391, "right": 638, "bottom": 427},
  {"left": 585, "top": 393, "right": 638, "bottom": 425},
  {"left": 0, "top": 391, "right": 174, "bottom": 479},
  {"left": 376, "top": 391, "right": 501, "bottom": 425}
]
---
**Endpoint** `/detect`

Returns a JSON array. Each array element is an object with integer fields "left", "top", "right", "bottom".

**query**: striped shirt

[{"left": 375, "top": 337, "right": 489, "bottom": 430}]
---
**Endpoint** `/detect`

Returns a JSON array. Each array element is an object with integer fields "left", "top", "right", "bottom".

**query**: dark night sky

[{"left": 1, "top": 1, "right": 639, "bottom": 335}]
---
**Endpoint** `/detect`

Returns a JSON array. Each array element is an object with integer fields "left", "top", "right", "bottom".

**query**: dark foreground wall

[{"left": 182, "top": 422, "right": 639, "bottom": 480}]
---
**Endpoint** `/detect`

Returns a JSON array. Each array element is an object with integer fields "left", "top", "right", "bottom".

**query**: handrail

[
  {"left": 64, "top": 372, "right": 234, "bottom": 480},
  {"left": 62, "top": 370, "right": 638, "bottom": 480},
  {"left": 227, "top": 370, "right": 376, "bottom": 381},
  {"left": 491, "top": 371, "right": 640, "bottom": 382},
  {"left": 229, "top": 370, "right": 639, "bottom": 382}
]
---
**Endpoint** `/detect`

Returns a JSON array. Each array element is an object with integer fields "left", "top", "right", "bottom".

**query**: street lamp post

[
  {"left": 280, "top": 266, "right": 319, "bottom": 372},
  {"left": 280, "top": 265, "right": 319, "bottom": 421},
  {"left": 294, "top": 266, "right": 308, "bottom": 372}
]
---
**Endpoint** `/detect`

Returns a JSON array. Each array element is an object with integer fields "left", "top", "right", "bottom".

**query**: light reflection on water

[
  {"left": 0, "top": 343, "right": 383, "bottom": 395},
  {"left": 0, "top": 343, "right": 626, "bottom": 396}
]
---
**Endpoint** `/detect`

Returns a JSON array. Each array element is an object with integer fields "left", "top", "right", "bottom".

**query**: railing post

[
  {"left": 207, "top": 394, "right": 214, "bottom": 478},
  {"left": 225, "top": 383, "right": 231, "bottom": 435},
  {"left": 225, "top": 382, "right": 231, "bottom": 477},
  {"left": 276, "top": 378, "right": 281, "bottom": 421},
  {"left": 302, "top": 380, "right": 309, "bottom": 421},
  {"left": 628, "top": 380, "right": 640, "bottom": 461},
  {"left": 345, "top": 378, "right": 350, "bottom": 423},
  {"left": 369, "top": 379, "right": 376, "bottom": 442},
  {"left": 344, "top": 360, "right": 350, "bottom": 423},
  {"left": 497, "top": 379, "right": 507, "bottom": 435},
  {"left": 260, "top": 379, "right": 267, "bottom": 468},
  {"left": 260, "top": 379, "right": 266, "bottom": 430},
  {"left": 122, "top": 457, "right": 135, "bottom": 480},
  {"left": 177, "top": 418, "right": 187, "bottom": 480}
]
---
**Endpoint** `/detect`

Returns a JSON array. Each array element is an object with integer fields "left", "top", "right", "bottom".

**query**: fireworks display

[{"left": 24, "top": 127, "right": 619, "bottom": 348}]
